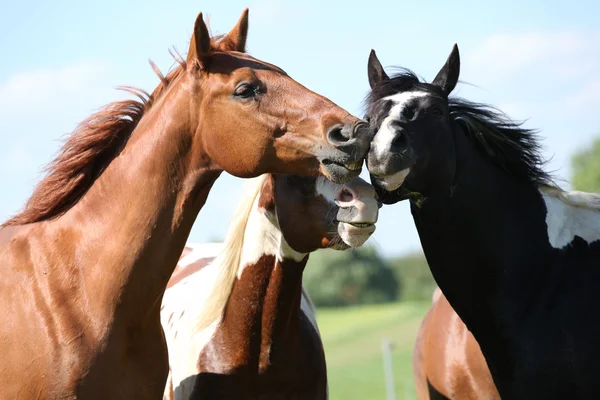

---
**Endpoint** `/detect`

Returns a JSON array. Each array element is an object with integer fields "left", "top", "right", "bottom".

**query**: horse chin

[
  {"left": 337, "top": 222, "right": 376, "bottom": 248},
  {"left": 371, "top": 168, "right": 410, "bottom": 191}
]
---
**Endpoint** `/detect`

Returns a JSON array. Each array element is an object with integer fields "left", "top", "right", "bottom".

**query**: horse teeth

[
  {"left": 346, "top": 160, "right": 363, "bottom": 171},
  {"left": 350, "top": 222, "right": 372, "bottom": 228}
]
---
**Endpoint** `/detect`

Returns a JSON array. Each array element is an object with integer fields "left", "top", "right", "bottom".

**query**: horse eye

[
  {"left": 431, "top": 107, "right": 444, "bottom": 117},
  {"left": 233, "top": 83, "right": 259, "bottom": 99}
]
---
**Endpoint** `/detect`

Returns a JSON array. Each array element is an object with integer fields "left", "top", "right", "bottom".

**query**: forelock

[{"left": 364, "top": 68, "right": 443, "bottom": 119}]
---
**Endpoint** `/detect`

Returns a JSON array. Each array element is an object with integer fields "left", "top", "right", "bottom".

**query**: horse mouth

[
  {"left": 320, "top": 159, "right": 363, "bottom": 183},
  {"left": 335, "top": 220, "right": 376, "bottom": 248},
  {"left": 347, "top": 222, "right": 375, "bottom": 229},
  {"left": 344, "top": 160, "right": 363, "bottom": 171},
  {"left": 340, "top": 221, "right": 376, "bottom": 234}
]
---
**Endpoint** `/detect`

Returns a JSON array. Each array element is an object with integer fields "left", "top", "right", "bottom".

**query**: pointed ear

[
  {"left": 368, "top": 49, "right": 389, "bottom": 89},
  {"left": 432, "top": 44, "right": 460, "bottom": 95},
  {"left": 218, "top": 8, "right": 249, "bottom": 52},
  {"left": 187, "top": 12, "right": 212, "bottom": 67}
]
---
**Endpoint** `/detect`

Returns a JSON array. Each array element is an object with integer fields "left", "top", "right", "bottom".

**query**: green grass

[{"left": 316, "top": 301, "right": 430, "bottom": 400}]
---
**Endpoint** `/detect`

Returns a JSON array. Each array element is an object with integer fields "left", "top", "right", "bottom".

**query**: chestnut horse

[
  {"left": 0, "top": 9, "right": 370, "bottom": 399},
  {"left": 161, "top": 174, "right": 379, "bottom": 399},
  {"left": 414, "top": 288, "right": 499, "bottom": 400}
]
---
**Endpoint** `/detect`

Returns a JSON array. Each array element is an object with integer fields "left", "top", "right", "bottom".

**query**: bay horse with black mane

[
  {"left": 0, "top": 9, "right": 371, "bottom": 399},
  {"left": 161, "top": 174, "right": 379, "bottom": 399},
  {"left": 365, "top": 44, "right": 600, "bottom": 399}
]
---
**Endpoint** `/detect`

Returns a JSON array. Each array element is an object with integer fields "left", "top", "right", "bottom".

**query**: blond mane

[{"left": 192, "top": 175, "right": 268, "bottom": 331}]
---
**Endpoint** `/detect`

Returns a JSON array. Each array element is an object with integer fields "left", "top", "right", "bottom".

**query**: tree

[
  {"left": 303, "top": 246, "right": 399, "bottom": 307},
  {"left": 388, "top": 252, "right": 437, "bottom": 301},
  {"left": 571, "top": 137, "right": 600, "bottom": 192}
]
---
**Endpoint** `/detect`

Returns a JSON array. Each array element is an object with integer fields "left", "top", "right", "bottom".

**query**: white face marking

[
  {"left": 541, "top": 190, "right": 600, "bottom": 249},
  {"left": 377, "top": 168, "right": 410, "bottom": 191},
  {"left": 372, "top": 91, "right": 429, "bottom": 159},
  {"left": 315, "top": 176, "right": 338, "bottom": 201},
  {"left": 317, "top": 176, "right": 380, "bottom": 247}
]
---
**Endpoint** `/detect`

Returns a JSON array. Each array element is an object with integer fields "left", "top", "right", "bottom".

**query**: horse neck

[
  {"left": 219, "top": 202, "right": 309, "bottom": 371},
  {"left": 412, "top": 127, "right": 550, "bottom": 372},
  {"left": 58, "top": 81, "right": 220, "bottom": 326}
]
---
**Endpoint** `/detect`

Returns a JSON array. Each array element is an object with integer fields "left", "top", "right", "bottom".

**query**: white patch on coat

[
  {"left": 238, "top": 196, "right": 306, "bottom": 278},
  {"left": 372, "top": 91, "right": 428, "bottom": 158},
  {"left": 161, "top": 259, "right": 221, "bottom": 399},
  {"left": 178, "top": 242, "right": 224, "bottom": 268},
  {"left": 540, "top": 186, "right": 600, "bottom": 249}
]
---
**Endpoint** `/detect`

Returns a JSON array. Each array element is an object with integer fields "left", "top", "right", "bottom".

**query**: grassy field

[{"left": 316, "top": 301, "right": 430, "bottom": 400}]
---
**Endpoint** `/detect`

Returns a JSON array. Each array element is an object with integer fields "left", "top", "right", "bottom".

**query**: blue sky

[{"left": 1, "top": 0, "right": 599, "bottom": 257}]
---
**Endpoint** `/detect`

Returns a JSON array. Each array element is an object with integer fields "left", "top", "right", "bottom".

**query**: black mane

[
  {"left": 450, "top": 98, "right": 552, "bottom": 186},
  {"left": 365, "top": 68, "right": 553, "bottom": 187}
]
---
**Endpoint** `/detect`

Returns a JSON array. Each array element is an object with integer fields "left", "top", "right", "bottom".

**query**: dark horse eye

[
  {"left": 403, "top": 107, "right": 415, "bottom": 120},
  {"left": 431, "top": 107, "right": 444, "bottom": 117},
  {"left": 233, "top": 83, "right": 258, "bottom": 99}
]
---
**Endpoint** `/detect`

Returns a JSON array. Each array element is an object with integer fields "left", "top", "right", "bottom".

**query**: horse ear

[
  {"left": 432, "top": 44, "right": 460, "bottom": 95},
  {"left": 368, "top": 49, "right": 389, "bottom": 89},
  {"left": 187, "top": 12, "right": 212, "bottom": 67},
  {"left": 219, "top": 8, "right": 249, "bottom": 53}
]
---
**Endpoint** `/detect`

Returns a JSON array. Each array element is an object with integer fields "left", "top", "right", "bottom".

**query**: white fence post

[{"left": 381, "top": 338, "right": 397, "bottom": 400}]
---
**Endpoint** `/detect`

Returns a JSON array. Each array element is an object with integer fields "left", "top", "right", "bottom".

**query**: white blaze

[{"left": 372, "top": 91, "right": 428, "bottom": 158}]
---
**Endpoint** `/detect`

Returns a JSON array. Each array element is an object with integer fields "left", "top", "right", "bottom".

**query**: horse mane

[
  {"left": 2, "top": 34, "right": 231, "bottom": 227},
  {"left": 192, "top": 174, "right": 268, "bottom": 332},
  {"left": 449, "top": 98, "right": 553, "bottom": 186}
]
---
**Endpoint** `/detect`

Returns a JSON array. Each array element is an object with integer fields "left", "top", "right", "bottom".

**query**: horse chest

[{"left": 192, "top": 311, "right": 327, "bottom": 399}]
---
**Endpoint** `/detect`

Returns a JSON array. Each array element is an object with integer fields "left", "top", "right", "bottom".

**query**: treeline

[{"left": 303, "top": 246, "right": 436, "bottom": 307}]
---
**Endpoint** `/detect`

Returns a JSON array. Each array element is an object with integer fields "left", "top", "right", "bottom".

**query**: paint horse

[
  {"left": 161, "top": 174, "right": 379, "bottom": 399},
  {"left": 0, "top": 9, "right": 371, "bottom": 399},
  {"left": 366, "top": 44, "right": 600, "bottom": 399},
  {"left": 413, "top": 288, "right": 499, "bottom": 400}
]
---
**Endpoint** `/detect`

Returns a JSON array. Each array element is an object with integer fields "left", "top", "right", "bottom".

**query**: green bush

[
  {"left": 304, "top": 246, "right": 399, "bottom": 307},
  {"left": 388, "top": 252, "right": 437, "bottom": 301},
  {"left": 571, "top": 136, "right": 600, "bottom": 192}
]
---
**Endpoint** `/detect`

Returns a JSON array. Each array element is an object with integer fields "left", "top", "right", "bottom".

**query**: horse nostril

[
  {"left": 327, "top": 125, "right": 353, "bottom": 145},
  {"left": 338, "top": 188, "right": 355, "bottom": 203},
  {"left": 390, "top": 130, "right": 409, "bottom": 153},
  {"left": 353, "top": 122, "right": 368, "bottom": 137}
]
